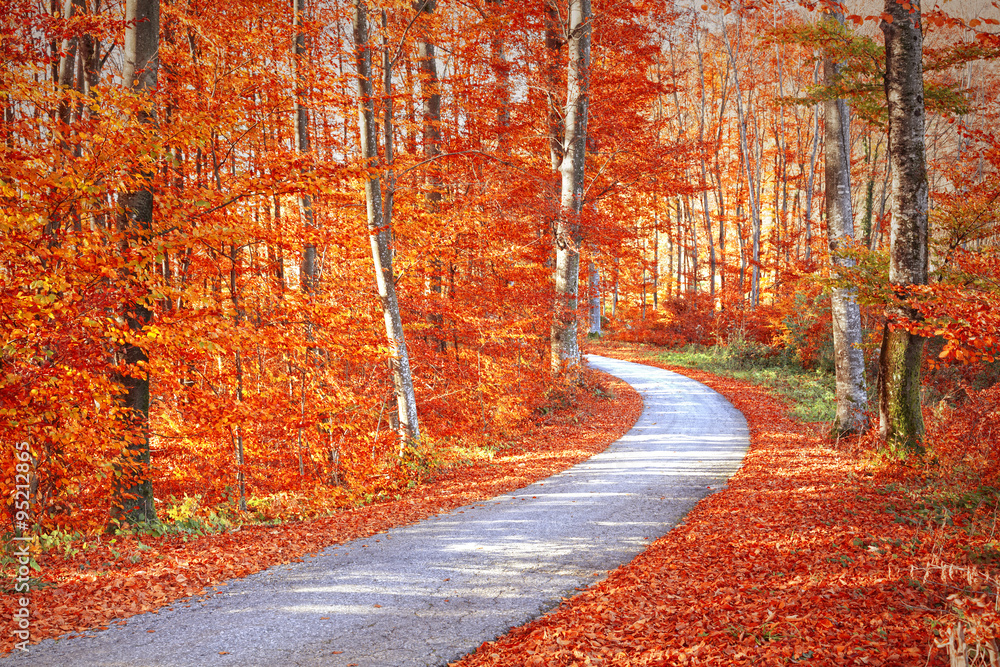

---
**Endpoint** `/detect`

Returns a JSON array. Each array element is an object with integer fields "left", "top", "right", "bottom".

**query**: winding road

[{"left": 4, "top": 354, "right": 749, "bottom": 667}]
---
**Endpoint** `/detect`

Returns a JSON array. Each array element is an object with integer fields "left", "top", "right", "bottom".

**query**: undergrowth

[
  {"left": 591, "top": 338, "right": 1000, "bottom": 664},
  {"left": 615, "top": 341, "right": 838, "bottom": 424}
]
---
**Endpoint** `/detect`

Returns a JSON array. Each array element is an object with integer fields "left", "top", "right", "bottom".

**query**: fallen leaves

[
  {"left": 450, "top": 347, "right": 966, "bottom": 666},
  {"left": 0, "top": 368, "right": 641, "bottom": 654}
]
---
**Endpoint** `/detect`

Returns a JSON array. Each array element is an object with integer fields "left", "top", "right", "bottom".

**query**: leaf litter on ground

[
  {"left": 6, "top": 350, "right": 992, "bottom": 665},
  {"left": 0, "top": 368, "right": 642, "bottom": 653},
  {"left": 451, "top": 345, "right": 987, "bottom": 667}
]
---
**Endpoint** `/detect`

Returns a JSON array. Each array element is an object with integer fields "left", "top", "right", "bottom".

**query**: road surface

[{"left": 4, "top": 354, "right": 749, "bottom": 667}]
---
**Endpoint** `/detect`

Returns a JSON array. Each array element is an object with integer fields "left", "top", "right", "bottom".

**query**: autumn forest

[{"left": 3, "top": 0, "right": 1000, "bottom": 659}]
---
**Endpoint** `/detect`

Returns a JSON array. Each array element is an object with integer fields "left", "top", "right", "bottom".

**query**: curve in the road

[{"left": 4, "top": 354, "right": 749, "bottom": 667}]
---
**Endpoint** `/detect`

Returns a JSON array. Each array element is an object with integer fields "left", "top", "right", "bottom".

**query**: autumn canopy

[{"left": 2, "top": 0, "right": 999, "bottom": 561}]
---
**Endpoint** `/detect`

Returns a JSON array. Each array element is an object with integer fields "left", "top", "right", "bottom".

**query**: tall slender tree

[
  {"left": 551, "top": 0, "right": 592, "bottom": 373},
  {"left": 878, "top": 0, "right": 929, "bottom": 451},
  {"left": 722, "top": 17, "right": 763, "bottom": 307},
  {"left": 353, "top": 0, "right": 420, "bottom": 446},
  {"left": 413, "top": 0, "right": 446, "bottom": 350},
  {"left": 294, "top": 0, "right": 318, "bottom": 297},
  {"left": 823, "top": 8, "right": 868, "bottom": 435},
  {"left": 113, "top": 0, "right": 159, "bottom": 526}
]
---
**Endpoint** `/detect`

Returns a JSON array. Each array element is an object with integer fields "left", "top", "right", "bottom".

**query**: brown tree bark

[
  {"left": 878, "top": 0, "right": 929, "bottom": 451},
  {"left": 112, "top": 0, "right": 159, "bottom": 527}
]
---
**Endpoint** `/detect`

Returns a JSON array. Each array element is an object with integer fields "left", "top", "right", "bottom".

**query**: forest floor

[
  {"left": 0, "top": 367, "right": 643, "bottom": 654},
  {"left": 451, "top": 342, "right": 982, "bottom": 667},
  {"left": 4, "top": 344, "right": 989, "bottom": 665}
]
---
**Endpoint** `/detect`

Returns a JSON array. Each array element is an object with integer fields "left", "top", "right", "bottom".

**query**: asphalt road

[{"left": 4, "top": 354, "right": 749, "bottom": 667}]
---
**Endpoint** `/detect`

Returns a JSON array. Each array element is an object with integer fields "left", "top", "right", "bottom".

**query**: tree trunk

[
  {"left": 488, "top": 0, "right": 511, "bottom": 150},
  {"left": 413, "top": 0, "right": 446, "bottom": 351},
  {"left": 543, "top": 0, "right": 566, "bottom": 173},
  {"left": 684, "top": 195, "right": 697, "bottom": 294},
  {"left": 803, "top": 64, "right": 821, "bottom": 263},
  {"left": 294, "top": 0, "right": 317, "bottom": 296},
  {"left": 612, "top": 256, "right": 619, "bottom": 318},
  {"left": 878, "top": 0, "right": 929, "bottom": 451},
  {"left": 713, "top": 51, "right": 730, "bottom": 294},
  {"left": 112, "top": 0, "right": 159, "bottom": 527},
  {"left": 723, "top": 18, "right": 762, "bottom": 307},
  {"left": 588, "top": 258, "right": 601, "bottom": 334},
  {"left": 353, "top": 0, "right": 420, "bottom": 446},
  {"left": 824, "top": 10, "right": 868, "bottom": 435},
  {"left": 550, "top": 0, "right": 591, "bottom": 374},
  {"left": 696, "top": 32, "right": 716, "bottom": 299}
]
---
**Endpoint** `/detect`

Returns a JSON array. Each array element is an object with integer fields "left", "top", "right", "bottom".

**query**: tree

[
  {"left": 294, "top": 0, "right": 318, "bottom": 297},
  {"left": 823, "top": 8, "right": 868, "bottom": 435},
  {"left": 112, "top": 0, "right": 159, "bottom": 526},
  {"left": 878, "top": 0, "right": 929, "bottom": 451},
  {"left": 722, "top": 15, "right": 764, "bottom": 307},
  {"left": 413, "top": 0, "right": 447, "bottom": 351},
  {"left": 353, "top": 0, "right": 420, "bottom": 447},
  {"left": 551, "top": 0, "right": 592, "bottom": 374}
]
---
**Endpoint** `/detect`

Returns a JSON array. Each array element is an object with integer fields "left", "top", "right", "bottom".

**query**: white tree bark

[
  {"left": 551, "top": 0, "right": 591, "bottom": 374},
  {"left": 353, "top": 0, "right": 420, "bottom": 446},
  {"left": 823, "top": 10, "right": 868, "bottom": 435},
  {"left": 803, "top": 62, "right": 821, "bottom": 263},
  {"left": 695, "top": 31, "right": 716, "bottom": 299},
  {"left": 588, "top": 258, "right": 600, "bottom": 334},
  {"left": 722, "top": 17, "right": 762, "bottom": 307}
]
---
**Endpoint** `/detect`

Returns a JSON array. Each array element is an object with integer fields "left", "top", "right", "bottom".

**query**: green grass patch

[{"left": 650, "top": 344, "right": 837, "bottom": 424}]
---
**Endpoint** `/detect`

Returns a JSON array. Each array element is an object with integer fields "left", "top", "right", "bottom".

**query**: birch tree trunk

[
  {"left": 588, "top": 259, "right": 601, "bottom": 334},
  {"left": 353, "top": 0, "right": 420, "bottom": 446},
  {"left": 803, "top": 61, "right": 821, "bottom": 263},
  {"left": 712, "top": 53, "right": 730, "bottom": 293},
  {"left": 695, "top": 31, "right": 716, "bottom": 299},
  {"left": 824, "top": 10, "right": 868, "bottom": 435},
  {"left": 878, "top": 0, "right": 929, "bottom": 451},
  {"left": 551, "top": 0, "right": 591, "bottom": 374},
  {"left": 723, "top": 18, "right": 762, "bottom": 307},
  {"left": 113, "top": 0, "right": 159, "bottom": 526}
]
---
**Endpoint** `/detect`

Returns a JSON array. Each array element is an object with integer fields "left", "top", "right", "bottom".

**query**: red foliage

[
  {"left": 925, "top": 383, "right": 1000, "bottom": 486},
  {"left": 0, "top": 369, "right": 642, "bottom": 652},
  {"left": 453, "top": 346, "right": 990, "bottom": 666},
  {"left": 605, "top": 294, "right": 716, "bottom": 348}
]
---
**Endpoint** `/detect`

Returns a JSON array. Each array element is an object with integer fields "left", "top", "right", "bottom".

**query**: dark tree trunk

[
  {"left": 112, "top": 0, "right": 159, "bottom": 527},
  {"left": 878, "top": 0, "right": 929, "bottom": 451},
  {"left": 294, "top": 0, "right": 317, "bottom": 296}
]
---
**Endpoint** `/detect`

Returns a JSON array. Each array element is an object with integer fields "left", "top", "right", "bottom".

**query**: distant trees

[
  {"left": 2, "top": 0, "right": 997, "bottom": 533},
  {"left": 0, "top": 0, "right": 674, "bottom": 532}
]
